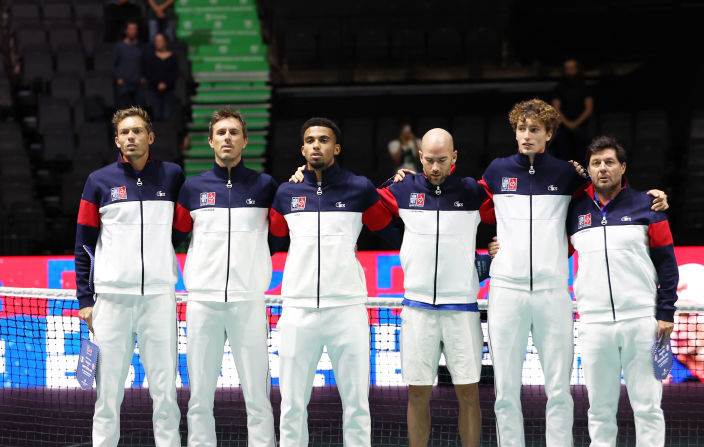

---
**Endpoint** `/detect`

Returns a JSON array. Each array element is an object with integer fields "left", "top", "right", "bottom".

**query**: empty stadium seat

[
  {"left": 38, "top": 97, "right": 72, "bottom": 132},
  {"left": 83, "top": 71, "right": 114, "bottom": 109},
  {"left": 50, "top": 73, "right": 82, "bottom": 103}
]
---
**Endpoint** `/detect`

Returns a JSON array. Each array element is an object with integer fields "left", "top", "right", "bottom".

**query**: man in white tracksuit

[
  {"left": 173, "top": 108, "right": 277, "bottom": 446},
  {"left": 568, "top": 136, "right": 678, "bottom": 447},
  {"left": 269, "top": 117, "right": 402, "bottom": 447},
  {"left": 478, "top": 99, "right": 669, "bottom": 447},
  {"left": 76, "top": 107, "right": 184, "bottom": 447}
]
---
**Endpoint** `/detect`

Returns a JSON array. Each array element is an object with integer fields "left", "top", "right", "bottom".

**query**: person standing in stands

[
  {"left": 114, "top": 20, "right": 145, "bottom": 109},
  {"left": 144, "top": 33, "right": 178, "bottom": 121},
  {"left": 148, "top": 0, "right": 177, "bottom": 42},
  {"left": 551, "top": 58, "right": 594, "bottom": 163},
  {"left": 388, "top": 121, "right": 422, "bottom": 171}
]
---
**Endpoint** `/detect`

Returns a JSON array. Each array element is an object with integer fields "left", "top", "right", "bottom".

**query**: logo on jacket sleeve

[
  {"left": 291, "top": 196, "right": 306, "bottom": 210},
  {"left": 156, "top": 191, "right": 166, "bottom": 197},
  {"left": 621, "top": 216, "right": 631, "bottom": 222},
  {"left": 501, "top": 177, "right": 518, "bottom": 192},
  {"left": 246, "top": 198, "right": 256, "bottom": 205},
  {"left": 578, "top": 213, "right": 592, "bottom": 229},
  {"left": 548, "top": 185, "right": 559, "bottom": 192},
  {"left": 335, "top": 201, "right": 346, "bottom": 208},
  {"left": 453, "top": 201, "right": 464, "bottom": 208},
  {"left": 200, "top": 192, "right": 216, "bottom": 206},
  {"left": 409, "top": 193, "right": 425, "bottom": 207},
  {"left": 110, "top": 186, "right": 127, "bottom": 201}
]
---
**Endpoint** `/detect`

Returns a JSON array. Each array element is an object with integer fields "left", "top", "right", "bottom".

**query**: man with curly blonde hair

[{"left": 479, "top": 99, "right": 669, "bottom": 447}]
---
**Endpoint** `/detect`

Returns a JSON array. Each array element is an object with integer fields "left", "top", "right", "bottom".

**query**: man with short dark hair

[
  {"left": 173, "top": 107, "right": 277, "bottom": 446},
  {"left": 269, "top": 117, "right": 401, "bottom": 447},
  {"left": 114, "top": 20, "right": 145, "bottom": 109},
  {"left": 174, "top": 108, "right": 277, "bottom": 447},
  {"left": 76, "top": 106, "right": 184, "bottom": 446},
  {"left": 568, "top": 136, "right": 678, "bottom": 447}
]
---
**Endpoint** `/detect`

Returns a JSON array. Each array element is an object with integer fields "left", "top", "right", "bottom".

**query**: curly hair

[
  {"left": 112, "top": 106, "right": 152, "bottom": 135},
  {"left": 508, "top": 98, "right": 560, "bottom": 134}
]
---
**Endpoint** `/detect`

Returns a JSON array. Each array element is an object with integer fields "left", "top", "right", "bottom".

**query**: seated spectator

[
  {"left": 144, "top": 33, "right": 178, "bottom": 121},
  {"left": 551, "top": 58, "right": 594, "bottom": 162},
  {"left": 114, "top": 20, "right": 146, "bottom": 109},
  {"left": 148, "top": 0, "right": 176, "bottom": 43},
  {"left": 388, "top": 122, "right": 421, "bottom": 171}
]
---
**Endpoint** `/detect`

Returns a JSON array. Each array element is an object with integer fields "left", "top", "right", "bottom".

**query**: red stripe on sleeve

[
  {"left": 478, "top": 178, "right": 496, "bottom": 224},
  {"left": 568, "top": 238, "right": 576, "bottom": 258},
  {"left": 572, "top": 181, "right": 590, "bottom": 200},
  {"left": 269, "top": 207, "right": 290, "bottom": 237},
  {"left": 77, "top": 199, "right": 100, "bottom": 228},
  {"left": 363, "top": 198, "right": 393, "bottom": 232},
  {"left": 377, "top": 187, "right": 400, "bottom": 217},
  {"left": 648, "top": 219, "right": 674, "bottom": 248},
  {"left": 172, "top": 203, "right": 193, "bottom": 233}
]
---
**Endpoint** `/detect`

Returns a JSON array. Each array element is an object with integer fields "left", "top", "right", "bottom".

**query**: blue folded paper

[
  {"left": 76, "top": 339, "right": 99, "bottom": 390},
  {"left": 652, "top": 335, "right": 673, "bottom": 381}
]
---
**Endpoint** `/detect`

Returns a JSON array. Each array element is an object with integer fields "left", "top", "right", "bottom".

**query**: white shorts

[{"left": 400, "top": 306, "right": 483, "bottom": 386}]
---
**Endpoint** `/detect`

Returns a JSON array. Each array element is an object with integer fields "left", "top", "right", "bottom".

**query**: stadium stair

[{"left": 176, "top": 0, "right": 271, "bottom": 177}]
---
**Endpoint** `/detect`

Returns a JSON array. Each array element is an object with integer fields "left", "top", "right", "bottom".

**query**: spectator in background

[
  {"left": 388, "top": 121, "right": 421, "bottom": 171},
  {"left": 104, "top": 0, "right": 142, "bottom": 42},
  {"left": 148, "top": 0, "right": 177, "bottom": 43},
  {"left": 114, "top": 20, "right": 146, "bottom": 109},
  {"left": 551, "top": 59, "right": 594, "bottom": 163},
  {"left": 670, "top": 263, "right": 704, "bottom": 383},
  {"left": 145, "top": 33, "right": 178, "bottom": 121}
]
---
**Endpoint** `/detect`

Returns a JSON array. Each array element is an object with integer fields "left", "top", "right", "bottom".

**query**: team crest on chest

[
  {"left": 110, "top": 186, "right": 127, "bottom": 201},
  {"left": 578, "top": 213, "right": 592, "bottom": 229},
  {"left": 200, "top": 192, "right": 216, "bottom": 206},
  {"left": 291, "top": 196, "right": 306, "bottom": 210},
  {"left": 501, "top": 177, "right": 518, "bottom": 192},
  {"left": 409, "top": 193, "right": 425, "bottom": 207}
]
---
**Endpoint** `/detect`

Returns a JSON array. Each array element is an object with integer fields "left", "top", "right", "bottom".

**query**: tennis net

[{"left": 0, "top": 287, "right": 702, "bottom": 446}]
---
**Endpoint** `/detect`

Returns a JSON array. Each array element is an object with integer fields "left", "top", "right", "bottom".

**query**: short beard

[{"left": 308, "top": 159, "right": 326, "bottom": 170}]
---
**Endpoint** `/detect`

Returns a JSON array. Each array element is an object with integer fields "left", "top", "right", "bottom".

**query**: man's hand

[
  {"left": 289, "top": 165, "right": 305, "bottom": 183},
  {"left": 78, "top": 306, "right": 94, "bottom": 334},
  {"left": 647, "top": 189, "right": 669, "bottom": 211},
  {"left": 158, "top": 82, "right": 167, "bottom": 91},
  {"left": 657, "top": 320, "right": 674, "bottom": 347},
  {"left": 569, "top": 160, "right": 587, "bottom": 178},
  {"left": 488, "top": 236, "right": 500, "bottom": 259},
  {"left": 116, "top": 78, "right": 124, "bottom": 85},
  {"left": 393, "top": 168, "right": 416, "bottom": 183}
]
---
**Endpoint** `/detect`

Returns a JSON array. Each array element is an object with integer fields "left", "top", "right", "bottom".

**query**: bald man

[{"left": 376, "top": 129, "right": 488, "bottom": 447}]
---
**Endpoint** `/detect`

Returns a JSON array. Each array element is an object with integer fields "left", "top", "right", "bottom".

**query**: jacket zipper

[
  {"left": 593, "top": 200, "right": 617, "bottom": 320},
  {"left": 528, "top": 164, "right": 535, "bottom": 291},
  {"left": 316, "top": 185, "right": 322, "bottom": 308},
  {"left": 433, "top": 184, "right": 441, "bottom": 304},
  {"left": 225, "top": 178, "right": 232, "bottom": 302},
  {"left": 136, "top": 176, "right": 144, "bottom": 296}
]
